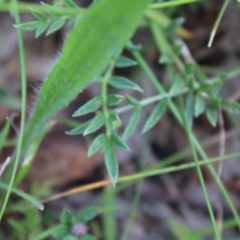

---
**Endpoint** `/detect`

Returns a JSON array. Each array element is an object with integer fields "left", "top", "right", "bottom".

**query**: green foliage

[
  {"left": 3, "top": 0, "right": 240, "bottom": 239},
  {"left": 52, "top": 207, "right": 98, "bottom": 239}
]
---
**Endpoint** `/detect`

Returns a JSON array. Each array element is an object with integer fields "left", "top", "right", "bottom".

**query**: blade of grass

[
  {"left": 0, "top": 0, "right": 28, "bottom": 222},
  {"left": 208, "top": 0, "right": 230, "bottom": 47},
  {"left": 149, "top": 0, "right": 199, "bottom": 9},
  {"left": 178, "top": 96, "right": 221, "bottom": 239}
]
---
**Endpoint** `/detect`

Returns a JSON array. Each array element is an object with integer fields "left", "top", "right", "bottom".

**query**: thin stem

[
  {"left": 101, "top": 59, "right": 116, "bottom": 137},
  {"left": 149, "top": 0, "right": 199, "bottom": 9},
  {"left": 42, "top": 151, "right": 240, "bottom": 203},
  {"left": 208, "top": 0, "right": 229, "bottom": 47},
  {"left": 0, "top": 0, "right": 28, "bottom": 221},
  {"left": 179, "top": 96, "right": 221, "bottom": 239}
]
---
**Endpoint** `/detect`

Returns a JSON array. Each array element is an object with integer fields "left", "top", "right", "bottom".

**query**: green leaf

[
  {"left": 83, "top": 112, "right": 105, "bottom": 135},
  {"left": 63, "top": 236, "right": 77, "bottom": 240},
  {"left": 36, "top": 23, "right": 49, "bottom": 38},
  {"left": 46, "top": 19, "right": 65, "bottom": 35},
  {"left": 126, "top": 96, "right": 140, "bottom": 107},
  {"left": 104, "top": 140, "right": 118, "bottom": 186},
  {"left": 169, "top": 76, "right": 184, "bottom": 95},
  {"left": 210, "top": 83, "right": 222, "bottom": 98},
  {"left": 115, "top": 56, "right": 137, "bottom": 68},
  {"left": 184, "top": 63, "right": 194, "bottom": 75},
  {"left": 110, "top": 134, "right": 130, "bottom": 151},
  {"left": 80, "top": 235, "right": 96, "bottom": 240},
  {"left": 210, "top": 98, "right": 240, "bottom": 115},
  {"left": 142, "top": 99, "right": 167, "bottom": 134},
  {"left": 15, "top": 21, "right": 41, "bottom": 31},
  {"left": 125, "top": 41, "right": 142, "bottom": 51},
  {"left": 0, "top": 118, "right": 10, "bottom": 151},
  {"left": 23, "top": 0, "right": 150, "bottom": 153},
  {"left": 206, "top": 106, "right": 218, "bottom": 127},
  {"left": 109, "top": 112, "right": 121, "bottom": 129},
  {"left": 109, "top": 76, "right": 143, "bottom": 92},
  {"left": 73, "top": 96, "right": 103, "bottom": 117},
  {"left": 64, "top": 0, "right": 78, "bottom": 8},
  {"left": 75, "top": 207, "right": 98, "bottom": 223},
  {"left": 52, "top": 224, "right": 70, "bottom": 238},
  {"left": 8, "top": 219, "right": 27, "bottom": 233},
  {"left": 61, "top": 210, "right": 73, "bottom": 223},
  {"left": 30, "top": 8, "right": 48, "bottom": 21},
  {"left": 0, "top": 182, "right": 44, "bottom": 210},
  {"left": 166, "top": 17, "right": 185, "bottom": 35},
  {"left": 194, "top": 94, "right": 205, "bottom": 117},
  {"left": 187, "top": 74, "right": 196, "bottom": 91},
  {"left": 186, "top": 92, "right": 195, "bottom": 127},
  {"left": 107, "top": 94, "right": 124, "bottom": 106},
  {"left": 88, "top": 134, "right": 107, "bottom": 156},
  {"left": 122, "top": 108, "right": 141, "bottom": 139},
  {"left": 159, "top": 54, "right": 172, "bottom": 64},
  {"left": 66, "top": 120, "right": 91, "bottom": 135}
]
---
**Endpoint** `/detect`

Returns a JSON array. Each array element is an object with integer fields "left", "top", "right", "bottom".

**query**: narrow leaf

[
  {"left": 206, "top": 106, "right": 218, "bottom": 127},
  {"left": 126, "top": 96, "right": 140, "bottom": 107},
  {"left": 88, "top": 134, "right": 107, "bottom": 156},
  {"left": 169, "top": 76, "right": 184, "bottom": 95},
  {"left": 73, "top": 96, "right": 103, "bottom": 117},
  {"left": 159, "top": 54, "right": 172, "bottom": 64},
  {"left": 61, "top": 210, "right": 73, "bottom": 223},
  {"left": 104, "top": 140, "right": 118, "bottom": 186},
  {"left": 36, "top": 23, "right": 49, "bottom": 38},
  {"left": 110, "top": 134, "right": 130, "bottom": 151},
  {"left": 109, "top": 76, "right": 143, "bottom": 92},
  {"left": 64, "top": 0, "right": 78, "bottom": 8},
  {"left": 142, "top": 99, "right": 167, "bottom": 134},
  {"left": 83, "top": 112, "right": 105, "bottom": 135},
  {"left": 15, "top": 21, "right": 41, "bottom": 31},
  {"left": 107, "top": 94, "right": 124, "bottom": 106},
  {"left": 30, "top": 8, "right": 48, "bottom": 21},
  {"left": 210, "top": 98, "right": 240, "bottom": 115},
  {"left": 122, "top": 108, "right": 141, "bottom": 139},
  {"left": 194, "top": 94, "right": 205, "bottom": 117},
  {"left": 109, "top": 113, "right": 121, "bottom": 129},
  {"left": 75, "top": 207, "right": 98, "bottom": 223},
  {"left": 66, "top": 120, "right": 91, "bottom": 135},
  {"left": 52, "top": 224, "right": 69, "bottom": 238},
  {"left": 115, "top": 56, "right": 137, "bottom": 68},
  {"left": 0, "top": 182, "right": 44, "bottom": 211},
  {"left": 0, "top": 118, "right": 10, "bottom": 151},
  {"left": 186, "top": 92, "right": 195, "bottom": 127},
  {"left": 46, "top": 19, "right": 65, "bottom": 35}
]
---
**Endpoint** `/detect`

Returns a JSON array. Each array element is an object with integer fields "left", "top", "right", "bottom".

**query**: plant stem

[{"left": 0, "top": 0, "right": 28, "bottom": 221}]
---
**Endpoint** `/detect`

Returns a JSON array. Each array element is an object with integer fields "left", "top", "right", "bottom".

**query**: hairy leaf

[{"left": 23, "top": 0, "right": 150, "bottom": 151}]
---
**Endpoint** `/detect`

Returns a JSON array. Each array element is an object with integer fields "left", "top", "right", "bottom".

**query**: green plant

[{"left": 1, "top": 0, "right": 240, "bottom": 239}]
